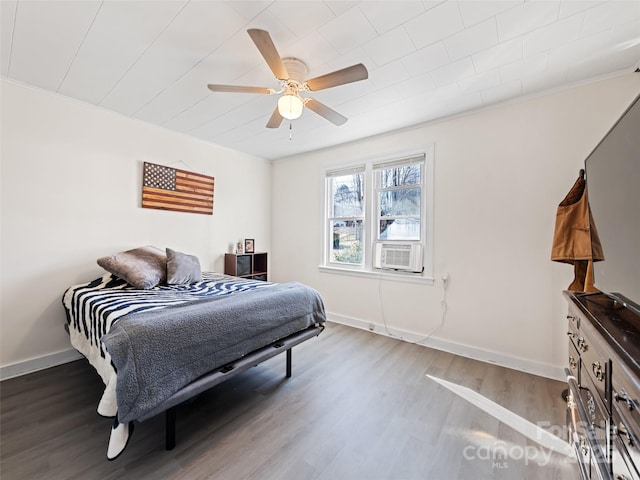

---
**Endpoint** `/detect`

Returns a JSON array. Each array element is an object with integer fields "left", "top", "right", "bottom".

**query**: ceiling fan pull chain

[{"left": 289, "top": 122, "right": 293, "bottom": 141}]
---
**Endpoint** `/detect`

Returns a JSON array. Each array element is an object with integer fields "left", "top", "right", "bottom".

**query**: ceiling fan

[{"left": 207, "top": 29, "right": 369, "bottom": 128}]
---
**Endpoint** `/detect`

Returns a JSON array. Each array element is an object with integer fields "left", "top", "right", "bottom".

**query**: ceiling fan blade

[
  {"left": 247, "top": 29, "right": 289, "bottom": 80},
  {"left": 266, "top": 107, "right": 284, "bottom": 129},
  {"left": 305, "top": 64, "right": 368, "bottom": 91},
  {"left": 305, "top": 98, "right": 347, "bottom": 126},
  {"left": 207, "top": 84, "right": 273, "bottom": 94}
]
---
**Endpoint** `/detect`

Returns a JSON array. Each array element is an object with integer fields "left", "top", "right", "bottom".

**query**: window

[
  {"left": 323, "top": 148, "right": 434, "bottom": 282},
  {"left": 326, "top": 166, "right": 365, "bottom": 266},
  {"left": 375, "top": 158, "right": 422, "bottom": 242}
]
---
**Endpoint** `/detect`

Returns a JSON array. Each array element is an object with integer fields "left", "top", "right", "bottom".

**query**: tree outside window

[
  {"left": 328, "top": 170, "right": 364, "bottom": 265},
  {"left": 377, "top": 162, "right": 422, "bottom": 241}
]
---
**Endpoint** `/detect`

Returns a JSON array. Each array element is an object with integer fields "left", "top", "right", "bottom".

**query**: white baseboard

[
  {"left": 0, "top": 349, "right": 82, "bottom": 381},
  {"left": 327, "top": 313, "right": 566, "bottom": 382},
  {"left": 1, "top": 317, "right": 566, "bottom": 383}
]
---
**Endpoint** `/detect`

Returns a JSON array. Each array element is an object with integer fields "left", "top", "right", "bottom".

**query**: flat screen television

[{"left": 585, "top": 93, "right": 640, "bottom": 316}]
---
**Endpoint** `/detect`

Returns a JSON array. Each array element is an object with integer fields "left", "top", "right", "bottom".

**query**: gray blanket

[{"left": 101, "top": 281, "right": 325, "bottom": 423}]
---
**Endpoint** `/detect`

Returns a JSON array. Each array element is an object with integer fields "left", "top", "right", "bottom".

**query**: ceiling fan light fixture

[
  {"left": 278, "top": 94, "right": 304, "bottom": 120},
  {"left": 208, "top": 31, "right": 368, "bottom": 128}
]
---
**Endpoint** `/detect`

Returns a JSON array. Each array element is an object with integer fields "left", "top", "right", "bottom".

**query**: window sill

[{"left": 318, "top": 265, "right": 434, "bottom": 285}]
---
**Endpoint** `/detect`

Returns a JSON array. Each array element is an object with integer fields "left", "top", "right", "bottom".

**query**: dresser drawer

[
  {"left": 579, "top": 317, "right": 611, "bottom": 412},
  {"left": 567, "top": 375, "right": 610, "bottom": 480},
  {"left": 612, "top": 359, "right": 640, "bottom": 453},
  {"left": 613, "top": 401, "right": 640, "bottom": 480},
  {"left": 568, "top": 338, "right": 580, "bottom": 382},
  {"left": 567, "top": 308, "right": 581, "bottom": 336},
  {"left": 568, "top": 315, "right": 580, "bottom": 353}
]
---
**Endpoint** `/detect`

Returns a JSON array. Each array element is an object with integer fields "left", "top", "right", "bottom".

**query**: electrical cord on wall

[
  {"left": 376, "top": 272, "right": 449, "bottom": 345},
  {"left": 377, "top": 276, "right": 394, "bottom": 337},
  {"left": 411, "top": 273, "right": 449, "bottom": 345}
]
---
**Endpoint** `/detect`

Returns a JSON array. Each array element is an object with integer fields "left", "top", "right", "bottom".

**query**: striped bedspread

[{"left": 62, "top": 272, "right": 275, "bottom": 418}]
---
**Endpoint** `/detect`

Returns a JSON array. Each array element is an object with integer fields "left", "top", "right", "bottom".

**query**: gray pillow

[
  {"left": 166, "top": 248, "right": 202, "bottom": 285},
  {"left": 97, "top": 246, "right": 167, "bottom": 289}
]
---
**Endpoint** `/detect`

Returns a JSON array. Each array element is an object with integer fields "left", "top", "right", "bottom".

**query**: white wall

[
  {"left": 0, "top": 79, "right": 271, "bottom": 376},
  {"left": 2, "top": 74, "right": 639, "bottom": 381},
  {"left": 270, "top": 73, "right": 640, "bottom": 380}
]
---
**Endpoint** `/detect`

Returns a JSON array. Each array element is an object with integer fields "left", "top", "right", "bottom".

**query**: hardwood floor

[{"left": 1, "top": 323, "right": 578, "bottom": 479}]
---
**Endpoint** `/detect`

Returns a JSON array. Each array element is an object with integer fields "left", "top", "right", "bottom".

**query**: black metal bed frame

[{"left": 132, "top": 324, "right": 324, "bottom": 450}]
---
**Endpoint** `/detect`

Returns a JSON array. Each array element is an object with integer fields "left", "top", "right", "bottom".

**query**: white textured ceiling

[{"left": 2, "top": 1, "right": 639, "bottom": 160}]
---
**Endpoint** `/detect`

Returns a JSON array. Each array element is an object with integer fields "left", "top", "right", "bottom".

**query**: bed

[{"left": 62, "top": 247, "right": 326, "bottom": 460}]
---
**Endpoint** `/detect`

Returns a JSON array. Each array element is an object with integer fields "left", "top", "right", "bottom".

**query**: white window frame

[
  {"left": 320, "top": 146, "right": 434, "bottom": 285},
  {"left": 325, "top": 165, "right": 366, "bottom": 268}
]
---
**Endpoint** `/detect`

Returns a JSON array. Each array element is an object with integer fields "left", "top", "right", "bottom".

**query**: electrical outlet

[{"left": 368, "top": 323, "right": 375, "bottom": 331}]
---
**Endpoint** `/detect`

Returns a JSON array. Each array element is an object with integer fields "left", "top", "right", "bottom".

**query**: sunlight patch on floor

[{"left": 426, "top": 374, "right": 575, "bottom": 459}]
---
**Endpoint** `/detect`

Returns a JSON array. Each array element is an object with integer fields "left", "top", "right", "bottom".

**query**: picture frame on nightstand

[{"left": 244, "top": 239, "right": 254, "bottom": 253}]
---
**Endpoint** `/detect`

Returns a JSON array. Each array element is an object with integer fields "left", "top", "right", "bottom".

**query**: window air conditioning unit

[{"left": 374, "top": 242, "right": 423, "bottom": 273}]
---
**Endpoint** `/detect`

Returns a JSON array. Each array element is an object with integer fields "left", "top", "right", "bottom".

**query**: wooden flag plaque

[{"left": 142, "top": 162, "right": 214, "bottom": 215}]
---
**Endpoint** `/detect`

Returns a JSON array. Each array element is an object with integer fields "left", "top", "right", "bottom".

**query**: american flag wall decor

[{"left": 142, "top": 162, "right": 214, "bottom": 215}]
